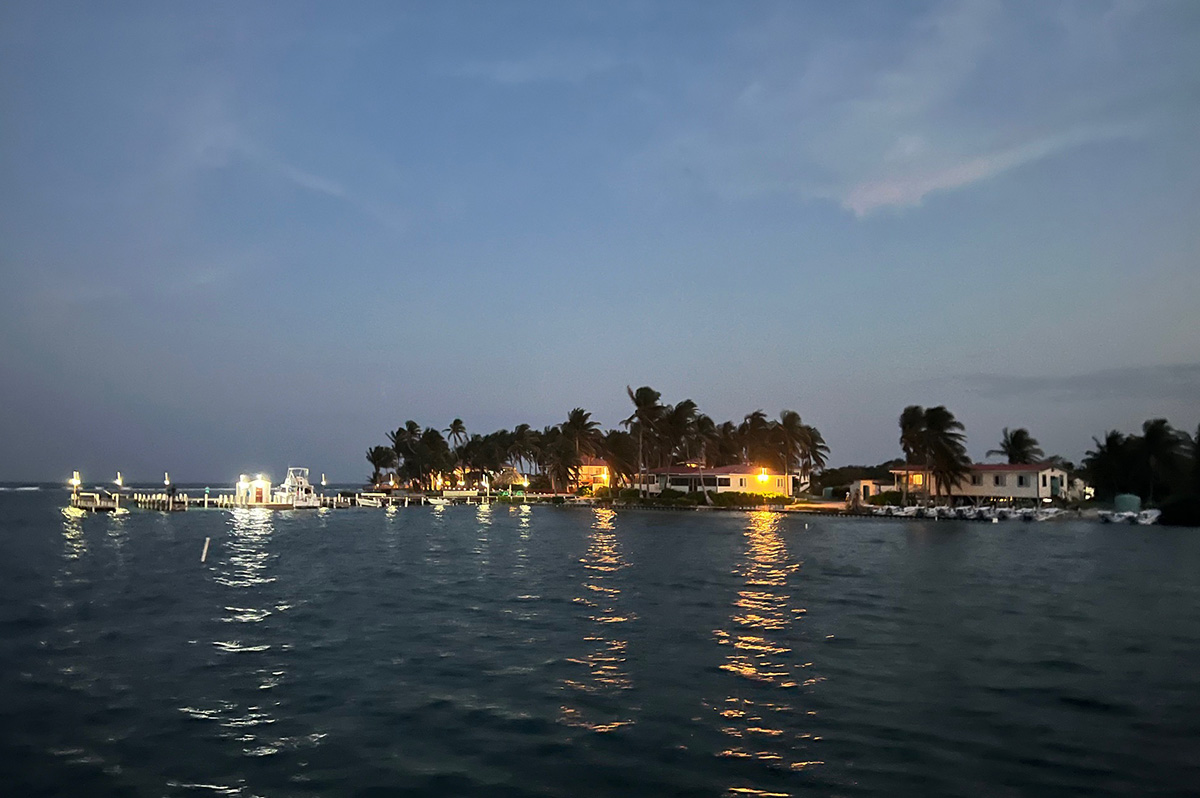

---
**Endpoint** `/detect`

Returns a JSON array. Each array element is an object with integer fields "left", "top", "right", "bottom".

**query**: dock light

[
  {"left": 321, "top": 474, "right": 327, "bottom": 487},
  {"left": 757, "top": 468, "right": 769, "bottom": 483},
  {"left": 69, "top": 471, "right": 81, "bottom": 488},
  {"left": 164, "top": 472, "right": 170, "bottom": 486},
  {"left": 115, "top": 471, "right": 123, "bottom": 488}
]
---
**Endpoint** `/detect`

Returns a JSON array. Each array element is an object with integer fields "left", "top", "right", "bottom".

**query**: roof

[
  {"left": 579, "top": 455, "right": 608, "bottom": 467},
  {"left": 891, "top": 461, "right": 1061, "bottom": 474},
  {"left": 647, "top": 464, "right": 781, "bottom": 476}
]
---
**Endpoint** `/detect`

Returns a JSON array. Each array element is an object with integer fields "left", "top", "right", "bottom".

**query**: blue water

[{"left": 2, "top": 491, "right": 1199, "bottom": 797}]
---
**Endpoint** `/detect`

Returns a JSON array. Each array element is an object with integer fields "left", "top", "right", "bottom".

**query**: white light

[{"left": 164, "top": 471, "right": 170, "bottom": 486}]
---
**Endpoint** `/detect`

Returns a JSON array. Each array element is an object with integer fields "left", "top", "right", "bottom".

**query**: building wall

[
  {"left": 900, "top": 467, "right": 1069, "bottom": 500},
  {"left": 643, "top": 471, "right": 788, "bottom": 495}
]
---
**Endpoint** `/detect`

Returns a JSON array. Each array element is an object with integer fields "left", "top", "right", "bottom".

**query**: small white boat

[
  {"left": 427, "top": 497, "right": 450, "bottom": 507},
  {"left": 1098, "top": 510, "right": 1136, "bottom": 524},
  {"left": 1136, "top": 509, "right": 1162, "bottom": 525},
  {"left": 357, "top": 495, "right": 382, "bottom": 508}
]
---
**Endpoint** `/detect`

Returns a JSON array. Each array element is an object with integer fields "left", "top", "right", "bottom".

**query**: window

[
  {"left": 1017, "top": 475, "right": 1029, "bottom": 488},
  {"left": 993, "top": 475, "right": 1006, "bottom": 487},
  {"left": 718, "top": 477, "right": 730, "bottom": 487},
  {"left": 739, "top": 478, "right": 745, "bottom": 487},
  {"left": 669, "top": 477, "right": 690, "bottom": 487},
  {"left": 970, "top": 474, "right": 983, "bottom": 486},
  {"left": 702, "top": 476, "right": 717, "bottom": 486},
  {"left": 1041, "top": 474, "right": 1047, "bottom": 487},
  {"left": 912, "top": 474, "right": 924, "bottom": 486}
]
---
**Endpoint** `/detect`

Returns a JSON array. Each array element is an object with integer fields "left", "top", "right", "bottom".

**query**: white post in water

[{"left": 201, "top": 537, "right": 211, "bottom": 562}]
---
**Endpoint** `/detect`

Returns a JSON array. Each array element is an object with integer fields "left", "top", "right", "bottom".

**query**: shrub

[
  {"left": 619, "top": 488, "right": 641, "bottom": 500},
  {"left": 711, "top": 491, "right": 791, "bottom": 508},
  {"left": 867, "top": 490, "right": 903, "bottom": 506}
]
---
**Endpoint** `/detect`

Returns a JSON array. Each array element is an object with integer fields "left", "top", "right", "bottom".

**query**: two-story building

[
  {"left": 890, "top": 462, "right": 1071, "bottom": 503},
  {"left": 573, "top": 455, "right": 611, "bottom": 491}
]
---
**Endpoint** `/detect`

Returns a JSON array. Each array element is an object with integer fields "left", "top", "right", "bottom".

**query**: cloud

[
  {"left": 841, "top": 124, "right": 1139, "bottom": 215},
  {"left": 956, "top": 363, "right": 1200, "bottom": 403},
  {"left": 648, "top": 0, "right": 1186, "bottom": 215},
  {"left": 166, "top": 84, "right": 404, "bottom": 231}
]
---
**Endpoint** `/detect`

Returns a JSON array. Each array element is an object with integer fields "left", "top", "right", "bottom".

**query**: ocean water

[{"left": 2, "top": 491, "right": 1199, "bottom": 797}]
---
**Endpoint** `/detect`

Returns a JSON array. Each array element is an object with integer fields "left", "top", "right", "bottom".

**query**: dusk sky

[{"left": 2, "top": 1, "right": 1198, "bottom": 483}]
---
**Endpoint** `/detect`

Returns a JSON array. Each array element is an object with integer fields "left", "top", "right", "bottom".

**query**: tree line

[{"left": 366, "top": 385, "right": 829, "bottom": 494}]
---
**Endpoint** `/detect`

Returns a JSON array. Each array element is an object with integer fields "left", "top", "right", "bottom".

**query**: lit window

[{"left": 912, "top": 474, "right": 923, "bottom": 486}]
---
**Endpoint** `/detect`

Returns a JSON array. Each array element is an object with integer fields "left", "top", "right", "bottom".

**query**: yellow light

[
  {"left": 115, "top": 471, "right": 123, "bottom": 487},
  {"left": 912, "top": 474, "right": 923, "bottom": 486},
  {"left": 757, "top": 469, "right": 769, "bottom": 483},
  {"left": 69, "top": 470, "right": 81, "bottom": 488}
]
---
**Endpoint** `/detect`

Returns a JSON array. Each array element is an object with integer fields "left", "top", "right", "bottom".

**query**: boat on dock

[{"left": 279, "top": 468, "right": 320, "bottom": 509}]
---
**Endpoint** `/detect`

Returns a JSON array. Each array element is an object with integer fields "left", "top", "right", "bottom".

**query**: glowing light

[
  {"left": 757, "top": 469, "right": 769, "bottom": 483},
  {"left": 164, "top": 471, "right": 170, "bottom": 486},
  {"left": 115, "top": 471, "right": 123, "bottom": 487},
  {"left": 69, "top": 470, "right": 81, "bottom": 488}
]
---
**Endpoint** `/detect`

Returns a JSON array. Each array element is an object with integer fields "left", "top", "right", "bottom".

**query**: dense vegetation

[
  {"left": 368, "top": 386, "right": 829, "bottom": 495},
  {"left": 1081, "top": 420, "right": 1200, "bottom": 524}
]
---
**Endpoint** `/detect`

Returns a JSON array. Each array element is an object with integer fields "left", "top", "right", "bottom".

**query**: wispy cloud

[
  {"left": 841, "top": 123, "right": 1139, "bottom": 215},
  {"left": 649, "top": 0, "right": 1186, "bottom": 215},
  {"left": 956, "top": 363, "right": 1200, "bottom": 403},
  {"left": 168, "top": 84, "right": 405, "bottom": 231}
]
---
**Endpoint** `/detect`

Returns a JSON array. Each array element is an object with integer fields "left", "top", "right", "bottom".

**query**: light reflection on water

[
  {"left": 715, "top": 511, "right": 823, "bottom": 792},
  {"left": 192, "top": 508, "right": 299, "bottom": 761},
  {"left": 560, "top": 507, "right": 635, "bottom": 733}
]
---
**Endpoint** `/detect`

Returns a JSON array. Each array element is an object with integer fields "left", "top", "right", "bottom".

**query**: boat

[
  {"left": 1098, "top": 510, "right": 1136, "bottom": 524},
  {"left": 357, "top": 495, "right": 382, "bottom": 508},
  {"left": 427, "top": 497, "right": 450, "bottom": 507},
  {"left": 1136, "top": 509, "right": 1162, "bottom": 525},
  {"left": 278, "top": 468, "right": 321, "bottom": 509}
]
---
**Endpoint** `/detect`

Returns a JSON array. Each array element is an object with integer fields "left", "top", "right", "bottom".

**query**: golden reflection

[
  {"left": 560, "top": 508, "right": 634, "bottom": 732},
  {"left": 714, "top": 511, "right": 824, "bottom": 788}
]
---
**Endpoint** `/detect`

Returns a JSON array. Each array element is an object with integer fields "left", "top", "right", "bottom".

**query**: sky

[{"left": 2, "top": 0, "right": 1198, "bottom": 483}]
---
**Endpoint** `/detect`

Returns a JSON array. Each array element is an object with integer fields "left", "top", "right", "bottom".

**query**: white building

[
  {"left": 637, "top": 465, "right": 795, "bottom": 496},
  {"left": 890, "top": 462, "right": 1071, "bottom": 503}
]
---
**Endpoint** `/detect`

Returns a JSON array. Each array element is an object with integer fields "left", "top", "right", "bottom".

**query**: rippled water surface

[{"left": 3, "top": 490, "right": 1200, "bottom": 797}]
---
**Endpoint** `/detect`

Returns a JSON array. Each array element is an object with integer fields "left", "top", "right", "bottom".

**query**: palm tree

[
  {"left": 692, "top": 413, "right": 718, "bottom": 504},
  {"left": 1138, "top": 418, "right": 1187, "bottom": 503},
  {"left": 445, "top": 419, "right": 467, "bottom": 486},
  {"left": 774, "top": 410, "right": 806, "bottom": 496},
  {"left": 923, "top": 406, "right": 971, "bottom": 504},
  {"left": 623, "top": 386, "right": 663, "bottom": 497},
  {"left": 1083, "top": 430, "right": 1131, "bottom": 499},
  {"left": 797, "top": 423, "right": 829, "bottom": 490},
  {"left": 739, "top": 410, "right": 772, "bottom": 465},
  {"left": 898, "top": 405, "right": 926, "bottom": 505},
  {"left": 658, "top": 399, "right": 699, "bottom": 466},
  {"left": 366, "top": 446, "right": 397, "bottom": 486},
  {"left": 987, "top": 427, "right": 1044, "bottom": 464},
  {"left": 714, "top": 421, "right": 741, "bottom": 467},
  {"left": 561, "top": 408, "right": 603, "bottom": 462}
]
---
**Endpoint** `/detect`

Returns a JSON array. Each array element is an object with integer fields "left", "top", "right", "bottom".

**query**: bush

[
  {"left": 618, "top": 488, "right": 641, "bottom": 500},
  {"left": 867, "top": 490, "right": 903, "bottom": 506},
  {"left": 593, "top": 486, "right": 612, "bottom": 500},
  {"left": 711, "top": 491, "right": 791, "bottom": 508}
]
